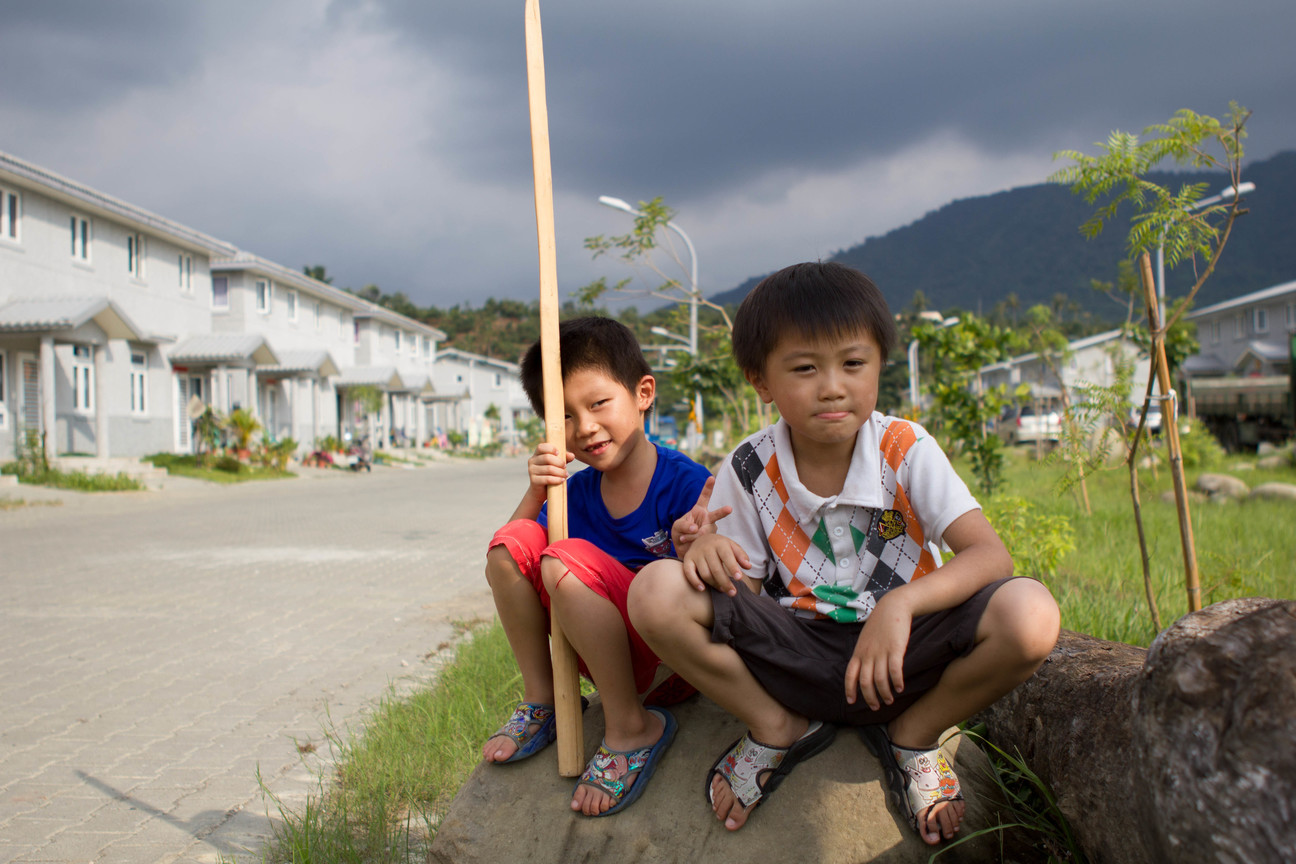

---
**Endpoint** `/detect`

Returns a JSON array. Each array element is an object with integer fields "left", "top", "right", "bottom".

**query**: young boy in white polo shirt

[{"left": 628, "top": 262, "right": 1060, "bottom": 845}]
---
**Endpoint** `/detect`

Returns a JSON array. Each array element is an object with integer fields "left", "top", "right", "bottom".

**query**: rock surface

[
  {"left": 1249, "top": 481, "right": 1296, "bottom": 500},
  {"left": 430, "top": 693, "right": 1011, "bottom": 864},
  {"left": 976, "top": 598, "right": 1296, "bottom": 864},
  {"left": 1195, "top": 472, "right": 1250, "bottom": 500}
]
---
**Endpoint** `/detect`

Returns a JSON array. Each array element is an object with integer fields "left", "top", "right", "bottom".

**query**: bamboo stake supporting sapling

[
  {"left": 1138, "top": 251, "right": 1202, "bottom": 613},
  {"left": 524, "top": 0, "right": 583, "bottom": 777}
]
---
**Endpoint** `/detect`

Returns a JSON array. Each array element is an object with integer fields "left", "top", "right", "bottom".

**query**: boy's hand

[
  {"left": 682, "top": 534, "right": 751, "bottom": 596},
  {"left": 845, "top": 591, "right": 913, "bottom": 711},
  {"left": 671, "top": 476, "right": 733, "bottom": 556},
  {"left": 527, "top": 443, "right": 572, "bottom": 504}
]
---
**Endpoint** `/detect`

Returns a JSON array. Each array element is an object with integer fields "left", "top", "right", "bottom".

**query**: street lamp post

[
  {"left": 598, "top": 195, "right": 704, "bottom": 449},
  {"left": 908, "top": 316, "right": 960, "bottom": 412}
]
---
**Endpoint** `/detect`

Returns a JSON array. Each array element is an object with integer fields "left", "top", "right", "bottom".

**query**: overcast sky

[{"left": 1, "top": 0, "right": 1292, "bottom": 311}]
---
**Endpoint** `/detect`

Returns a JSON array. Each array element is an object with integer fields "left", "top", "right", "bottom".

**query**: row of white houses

[{"left": 0, "top": 150, "right": 531, "bottom": 460}]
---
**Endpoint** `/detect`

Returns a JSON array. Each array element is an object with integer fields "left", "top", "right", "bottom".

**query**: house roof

[
  {"left": 1186, "top": 279, "right": 1296, "bottom": 319},
  {"left": 169, "top": 334, "right": 279, "bottom": 366},
  {"left": 397, "top": 372, "right": 438, "bottom": 395},
  {"left": 1182, "top": 352, "right": 1229, "bottom": 376},
  {"left": 979, "top": 328, "right": 1133, "bottom": 374},
  {"left": 259, "top": 349, "right": 340, "bottom": 378},
  {"left": 435, "top": 347, "right": 521, "bottom": 372},
  {"left": 336, "top": 366, "right": 404, "bottom": 389},
  {"left": 0, "top": 150, "right": 238, "bottom": 257},
  {"left": 0, "top": 296, "right": 146, "bottom": 341},
  {"left": 1234, "top": 340, "right": 1290, "bottom": 371}
]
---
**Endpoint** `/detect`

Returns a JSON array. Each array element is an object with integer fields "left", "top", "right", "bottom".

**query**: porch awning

[
  {"left": 0, "top": 296, "right": 146, "bottom": 341},
  {"left": 398, "top": 372, "right": 438, "bottom": 396},
  {"left": 336, "top": 366, "right": 404, "bottom": 390},
  {"left": 169, "top": 334, "right": 278, "bottom": 366},
  {"left": 1182, "top": 352, "right": 1228, "bottom": 376},
  {"left": 259, "top": 349, "right": 340, "bottom": 378},
  {"left": 1233, "top": 340, "right": 1289, "bottom": 371}
]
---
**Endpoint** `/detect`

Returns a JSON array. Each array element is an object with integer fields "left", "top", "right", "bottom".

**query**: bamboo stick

[
  {"left": 1138, "top": 252, "right": 1202, "bottom": 613},
  {"left": 524, "top": 0, "right": 583, "bottom": 777}
]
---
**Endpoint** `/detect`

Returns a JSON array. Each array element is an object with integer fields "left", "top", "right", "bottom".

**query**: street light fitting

[
  {"left": 650, "top": 326, "right": 690, "bottom": 345},
  {"left": 597, "top": 195, "right": 636, "bottom": 215}
]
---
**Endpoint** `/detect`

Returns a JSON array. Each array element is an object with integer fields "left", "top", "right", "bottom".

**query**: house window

[
  {"left": 212, "top": 276, "right": 229, "bottom": 309},
  {"left": 340, "top": 311, "right": 348, "bottom": 339},
  {"left": 315, "top": 301, "right": 322, "bottom": 330},
  {"left": 409, "top": 334, "right": 417, "bottom": 357},
  {"left": 130, "top": 352, "right": 148, "bottom": 415},
  {"left": 1210, "top": 320, "right": 1220, "bottom": 343},
  {"left": 70, "top": 215, "right": 92, "bottom": 262},
  {"left": 287, "top": 289, "right": 298, "bottom": 321},
  {"left": 1254, "top": 307, "right": 1269, "bottom": 334},
  {"left": 0, "top": 188, "right": 19, "bottom": 241},
  {"left": 422, "top": 337, "right": 431, "bottom": 359},
  {"left": 1233, "top": 312, "right": 1245, "bottom": 339},
  {"left": 394, "top": 329, "right": 401, "bottom": 352},
  {"left": 493, "top": 373, "right": 503, "bottom": 388},
  {"left": 353, "top": 319, "right": 360, "bottom": 345},
  {"left": 255, "top": 280, "right": 271, "bottom": 313},
  {"left": 178, "top": 254, "right": 192, "bottom": 291},
  {"left": 127, "top": 233, "right": 147, "bottom": 278},
  {"left": 72, "top": 345, "right": 95, "bottom": 413}
]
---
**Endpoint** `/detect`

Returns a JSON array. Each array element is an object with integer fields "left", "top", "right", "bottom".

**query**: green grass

[
  {"left": 0, "top": 462, "right": 144, "bottom": 491},
  {"left": 146, "top": 453, "right": 296, "bottom": 484},
  {"left": 259, "top": 619, "right": 520, "bottom": 863},
  {"left": 973, "top": 445, "right": 1296, "bottom": 646}
]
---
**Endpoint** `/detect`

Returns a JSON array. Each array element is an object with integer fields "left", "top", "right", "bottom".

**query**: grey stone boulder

[
  {"left": 430, "top": 693, "right": 1012, "bottom": 864},
  {"left": 1249, "top": 482, "right": 1296, "bottom": 501},
  {"left": 1195, "top": 472, "right": 1250, "bottom": 500}
]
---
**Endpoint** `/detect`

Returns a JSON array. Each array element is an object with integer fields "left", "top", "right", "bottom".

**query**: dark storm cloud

[{"left": 344, "top": 0, "right": 1296, "bottom": 203}]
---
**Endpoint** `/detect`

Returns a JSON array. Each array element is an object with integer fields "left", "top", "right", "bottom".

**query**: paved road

[{"left": 0, "top": 457, "right": 524, "bottom": 864}]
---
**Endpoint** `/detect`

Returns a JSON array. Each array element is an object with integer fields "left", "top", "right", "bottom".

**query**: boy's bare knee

[
  {"left": 485, "top": 545, "right": 518, "bottom": 586},
  {"left": 628, "top": 560, "right": 685, "bottom": 634},
  {"left": 996, "top": 579, "right": 1060, "bottom": 667},
  {"left": 539, "top": 554, "right": 571, "bottom": 594}
]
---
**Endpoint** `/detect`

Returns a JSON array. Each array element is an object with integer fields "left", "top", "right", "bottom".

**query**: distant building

[
  {"left": 431, "top": 348, "right": 531, "bottom": 445},
  {"left": 979, "top": 328, "right": 1151, "bottom": 406},
  {"left": 1184, "top": 279, "right": 1295, "bottom": 378},
  {"left": 0, "top": 149, "right": 445, "bottom": 460}
]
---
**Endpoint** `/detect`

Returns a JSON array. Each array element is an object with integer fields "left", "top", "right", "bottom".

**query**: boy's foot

[
  {"left": 859, "top": 726, "right": 965, "bottom": 845},
  {"left": 571, "top": 707, "right": 676, "bottom": 816},
  {"left": 707, "top": 720, "right": 836, "bottom": 831},
  {"left": 483, "top": 702, "right": 556, "bottom": 764}
]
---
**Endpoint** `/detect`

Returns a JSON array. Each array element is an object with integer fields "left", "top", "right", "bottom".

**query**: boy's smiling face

[
  {"left": 746, "top": 327, "right": 882, "bottom": 453},
  {"left": 562, "top": 366, "right": 655, "bottom": 472}
]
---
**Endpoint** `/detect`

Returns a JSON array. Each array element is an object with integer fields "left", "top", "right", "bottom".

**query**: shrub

[
  {"left": 215, "top": 454, "right": 245, "bottom": 474},
  {"left": 983, "top": 495, "right": 1076, "bottom": 580},
  {"left": 1178, "top": 422, "right": 1226, "bottom": 469}
]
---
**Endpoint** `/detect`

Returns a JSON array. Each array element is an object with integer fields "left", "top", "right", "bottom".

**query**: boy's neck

[
  {"left": 785, "top": 427, "right": 857, "bottom": 499},
  {"left": 598, "top": 428, "right": 658, "bottom": 519}
]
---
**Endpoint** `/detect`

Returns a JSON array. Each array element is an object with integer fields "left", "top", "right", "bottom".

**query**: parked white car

[
  {"left": 999, "top": 404, "right": 1062, "bottom": 445},
  {"left": 1129, "top": 402, "right": 1163, "bottom": 435}
]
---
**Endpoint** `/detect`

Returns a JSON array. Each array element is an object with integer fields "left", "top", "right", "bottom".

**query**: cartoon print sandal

[
  {"left": 706, "top": 720, "right": 836, "bottom": 814},
  {"left": 859, "top": 725, "right": 964, "bottom": 840},
  {"left": 574, "top": 706, "right": 677, "bottom": 816},
  {"left": 486, "top": 702, "right": 557, "bottom": 764}
]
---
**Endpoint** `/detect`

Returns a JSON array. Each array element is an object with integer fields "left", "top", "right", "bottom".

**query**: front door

[{"left": 18, "top": 353, "right": 39, "bottom": 436}]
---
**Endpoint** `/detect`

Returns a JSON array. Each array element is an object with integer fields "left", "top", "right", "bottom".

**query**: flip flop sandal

[
  {"left": 574, "top": 706, "right": 678, "bottom": 817},
  {"left": 487, "top": 702, "right": 557, "bottom": 764},
  {"left": 859, "top": 725, "right": 964, "bottom": 840},
  {"left": 706, "top": 720, "right": 837, "bottom": 814}
]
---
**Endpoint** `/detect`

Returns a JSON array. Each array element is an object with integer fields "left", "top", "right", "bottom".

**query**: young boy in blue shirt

[
  {"left": 630, "top": 263, "right": 1060, "bottom": 844},
  {"left": 483, "top": 316, "right": 713, "bottom": 817}
]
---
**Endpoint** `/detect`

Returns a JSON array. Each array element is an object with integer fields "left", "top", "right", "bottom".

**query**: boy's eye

[{"left": 845, "top": 359, "right": 865, "bottom": 369}]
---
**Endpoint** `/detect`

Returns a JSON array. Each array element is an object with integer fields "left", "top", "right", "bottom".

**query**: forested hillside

[{"left": 713, "top": 150, "right": 1296, "bottom": 318}]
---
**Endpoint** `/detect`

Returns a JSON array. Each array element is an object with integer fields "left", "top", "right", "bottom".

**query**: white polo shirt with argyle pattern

[{"left": 710, "top": 414, "right": 979, "bottom": 623}]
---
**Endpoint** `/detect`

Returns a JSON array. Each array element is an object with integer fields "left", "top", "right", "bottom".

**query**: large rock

[
  {"left": 976, "top": 598, "right": 1296, "bottom": 864},
  {"left": 1194, "top": 473, "right": 1250, "bottom": 500},
  {"left": 1249, "top": 482, "right": 1296, "bottom": 501},
  {"left": 430, "top": 693, "right": 1012, "bottom": 864}
]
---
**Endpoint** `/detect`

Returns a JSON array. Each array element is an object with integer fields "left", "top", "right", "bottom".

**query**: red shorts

[{"left": 488, "top": 519, "right": 661, "bottom": 694}]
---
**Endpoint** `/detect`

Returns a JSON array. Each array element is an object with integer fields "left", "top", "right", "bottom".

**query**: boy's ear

[
  {"left": 744, "top": 368, "right": 774, "bottom": 404},
  {"left": 635, "top": 374, "right": 656, "bottom": 412}
]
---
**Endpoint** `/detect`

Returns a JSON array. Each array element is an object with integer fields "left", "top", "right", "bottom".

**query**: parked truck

[{"left": 1190, "top": 375, "right": 1294, "bottom": 451}]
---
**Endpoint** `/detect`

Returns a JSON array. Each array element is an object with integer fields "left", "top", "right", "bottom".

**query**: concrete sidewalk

[{"left": 0, "top": 456, "right": 523, "bottom": 863}]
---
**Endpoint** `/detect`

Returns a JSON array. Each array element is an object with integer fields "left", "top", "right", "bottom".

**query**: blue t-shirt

[{"left": 539, "top": 444, "right": 711, "bottom": 569}]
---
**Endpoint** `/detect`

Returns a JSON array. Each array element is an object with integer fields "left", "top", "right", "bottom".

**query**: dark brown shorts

[{"left": 710, "top": 578, "right": 1017, "bottom": 726}]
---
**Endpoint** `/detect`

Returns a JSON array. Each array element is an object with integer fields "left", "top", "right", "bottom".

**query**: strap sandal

[
  {"left": 487, "top": 701, "right": 557, "bottom": 764},
  {"left": 859, "top": 725, "right": 964, "bottom": 840},
  {"left": 706, "top": 720, "right": 836, "bottom": 813},
  {"left": 574, "top": 706, "right": 677, "bottom": 817}
]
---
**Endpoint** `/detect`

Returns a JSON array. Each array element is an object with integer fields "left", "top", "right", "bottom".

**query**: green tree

[
  {"left": 915, "top": 316, "right": 1021, "bottom": 497},
  {"left": 302, "top": 265, "right": 333, "bottom": 284}
]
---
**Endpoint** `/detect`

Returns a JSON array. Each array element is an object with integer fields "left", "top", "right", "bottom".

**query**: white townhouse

[
  {"left": 979, "top": 328, "right": 1152, "bottom": 407},
  {"left": 0, "top": 151, "right": 238, "bottom": 460},
  {"left": 1184, "top": 279, "right": 1296, "bottom": 379},
  {"left": 431, "top": 348, "right": 531, "bottom": 445},
  {"left": 349, "top": 305, "right": 446, "bottom": 447}
]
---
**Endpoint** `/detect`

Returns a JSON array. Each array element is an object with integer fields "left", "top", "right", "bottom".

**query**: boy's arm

[
  {"left": 508, "top": 442, "right": 572, "bottom": 522},
  {"left": 844, "top": 509, "right": 1013, "bottom": 711}
]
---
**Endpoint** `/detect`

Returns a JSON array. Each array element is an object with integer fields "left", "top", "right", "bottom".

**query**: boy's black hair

[
  {"left": 520, "top": 316, "right": 652, "bottom": 417},
  {"left": 732, "top": 261, "right": 898, "bottom": 374}
]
